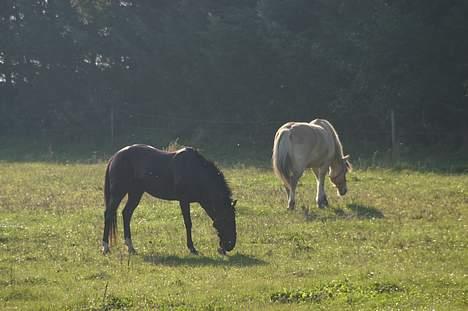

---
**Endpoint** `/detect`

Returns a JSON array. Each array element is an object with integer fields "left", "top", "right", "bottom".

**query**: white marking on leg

[{"left": 102, "top": 241, "right": 110, "bottom": 254}]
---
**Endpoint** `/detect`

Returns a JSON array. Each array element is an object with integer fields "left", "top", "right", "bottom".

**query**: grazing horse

[
  {"left": 102, "top": 144, "right": 237, "bottom": 255},
  {"left": 272, "top": 119, "right": 351, "bottom": 209}
]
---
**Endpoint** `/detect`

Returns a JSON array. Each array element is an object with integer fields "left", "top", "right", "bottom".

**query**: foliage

[{"left": 1, "top": 1, "right": 468, "bottom": 148}]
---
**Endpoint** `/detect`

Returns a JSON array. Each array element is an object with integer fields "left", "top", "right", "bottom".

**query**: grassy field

[{"left": 0, "top": 159, "right": 467, "bottom": 310}]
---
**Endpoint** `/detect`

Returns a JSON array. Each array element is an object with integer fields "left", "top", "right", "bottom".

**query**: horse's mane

[
  {"left": 189, "top": 148, "right": 233, "bottom": 202},
  {"left": 313, "top": 119, "right": 345, "bottom": 159}
]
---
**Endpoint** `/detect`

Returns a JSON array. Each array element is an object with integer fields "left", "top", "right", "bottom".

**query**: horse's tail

[
  {"left": 104, "top": 158, "right": 117, "bottom": 246},
  {"left": 272, "top": 127, "right": 294, "bottom": 190}
]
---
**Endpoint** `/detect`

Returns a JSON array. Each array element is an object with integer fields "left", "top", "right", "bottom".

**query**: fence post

[{"left": 391, "top": 109, "right": 400, "bottom": 164}]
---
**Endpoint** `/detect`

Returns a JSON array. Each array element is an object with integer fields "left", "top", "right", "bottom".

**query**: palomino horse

[
  {"left": 102, "top": 144, "right": 237, "bottom": 255},
  {"left": 272, "top": 119, "right": 351, "bottom": 209}
]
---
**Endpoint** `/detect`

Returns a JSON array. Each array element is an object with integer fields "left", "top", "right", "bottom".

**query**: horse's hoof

[
  {"left": 218, "top": 247, "right": 227, "bottom": 256},
  {"left": 317, "top": 197, "right": 328, "bottom": 209},
  {"left": 128, "top": 248, "right": 137, "bottom": 255},
  {"left": 189, "top": 248, "right": 198, "bottom": 255},
  {"left": 102, "top": 242, "right": 110, "bottom": 255}
]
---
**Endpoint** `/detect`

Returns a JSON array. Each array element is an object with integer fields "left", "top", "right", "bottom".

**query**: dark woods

[{"left": 1, "top": 1, "right": 468, "bottom": 150}]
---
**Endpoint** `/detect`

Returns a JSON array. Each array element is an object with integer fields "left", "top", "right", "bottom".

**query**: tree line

[{"left": 1, "top": 0, "right": 467, "bottom": 150}]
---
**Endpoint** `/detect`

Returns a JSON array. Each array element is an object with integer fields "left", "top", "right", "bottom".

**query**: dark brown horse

[{"left": 102, "top": 144, "right": 237, "bottom": 255}]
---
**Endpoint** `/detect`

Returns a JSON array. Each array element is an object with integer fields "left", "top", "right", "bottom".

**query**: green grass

[{"left": 0, "top": 161, "right": 467, "bottom": 310}]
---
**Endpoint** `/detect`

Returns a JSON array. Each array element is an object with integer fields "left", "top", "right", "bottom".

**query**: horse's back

[
  {"left": 310, "top": 119, "right": 336, "bottom": 135},
  {"left": 107, "top": 144, "right": 177, "bottom": 197},
  {"left": 110, "top": 144, "right": 172, "bottom": 172},
  {"left": 116, "top": 144, "right": 169, "bottom": 157}
]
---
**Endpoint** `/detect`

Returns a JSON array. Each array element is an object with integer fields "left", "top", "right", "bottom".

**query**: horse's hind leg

[
  {"left": 122, "top": 191, "right": 143, "bottom": 254},
  {"left": 287, "top": 173, "right": 301, "bottom": 210},
  {"left": 103, "top": 191, "right": 126, "bottom": 254}
]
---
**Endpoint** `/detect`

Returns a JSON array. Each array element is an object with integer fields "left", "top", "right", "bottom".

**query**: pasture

[{"left": 0, "top": 159, "right": 466, "bottom": 310}]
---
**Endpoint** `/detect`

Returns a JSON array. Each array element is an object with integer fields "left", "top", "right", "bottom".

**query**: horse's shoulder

[
  {"left": 181, "top": 146, "right": 196, "bottom": 153},
  {"left": 174, "top": 147, "right": 203, "bottom": 166}
]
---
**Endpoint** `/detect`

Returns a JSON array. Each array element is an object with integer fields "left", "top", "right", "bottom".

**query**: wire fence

[{"left": 3, "top": 106, "right": 462, "bottom": 162}]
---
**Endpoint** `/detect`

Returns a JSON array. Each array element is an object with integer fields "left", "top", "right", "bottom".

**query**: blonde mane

[{"left": 311, "top": 119, "right": 345, "bottom": 160}]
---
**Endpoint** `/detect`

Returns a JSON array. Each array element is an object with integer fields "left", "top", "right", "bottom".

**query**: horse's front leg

[
  {"left": 179, "top": 201, "right": 198, "bottom": 254},
  {"left": 314, "top": 168, "right": 328, "bottom": 208}
]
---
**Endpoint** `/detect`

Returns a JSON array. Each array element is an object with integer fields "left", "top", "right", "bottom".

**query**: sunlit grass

[{"left": 0, "top": 162, "right": 466, "bottom": 310}]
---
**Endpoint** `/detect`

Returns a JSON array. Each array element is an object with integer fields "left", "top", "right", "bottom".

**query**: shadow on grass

[
  {"left": 347, "top": 203, "right": 384, "bottom": 219},
  {"left": 303, "top": 203, "right": 384, "bottom": 221},
  {"left": 143, "top": 252, "right": 267, "bottom": 267}
]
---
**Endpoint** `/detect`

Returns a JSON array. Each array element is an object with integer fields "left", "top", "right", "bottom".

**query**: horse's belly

[{"left": 142, "top": 178, "right": 177, "bottom": 201}]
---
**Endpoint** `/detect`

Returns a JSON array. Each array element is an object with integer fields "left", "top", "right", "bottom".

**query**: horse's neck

[{"left": 329, "top": 132, "right": 345, "bottom": 172}]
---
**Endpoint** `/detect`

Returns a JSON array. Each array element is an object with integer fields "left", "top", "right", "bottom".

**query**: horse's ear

[{"left": 232, "top": 200, "right": 237, "bottom": 208}]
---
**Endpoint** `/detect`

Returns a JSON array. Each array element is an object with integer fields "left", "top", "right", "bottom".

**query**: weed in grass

[
  {"left": 270, "top": 279, "right": 405, "bottom": 304},
  {"left": 3, "top": 288, "right": 38, "bottom": 301},
  {"left": 75, "top": 294, "right": 133, "bottom": 311}
]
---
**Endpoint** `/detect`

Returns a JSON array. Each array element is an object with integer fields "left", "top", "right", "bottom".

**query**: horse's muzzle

[{"left": 338, "top": 186, "right": 347, "bottom": 196}]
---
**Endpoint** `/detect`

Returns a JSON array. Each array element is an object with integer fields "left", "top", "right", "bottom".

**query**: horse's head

[
  {"left": 330, "top": 155, "right": 352, "bottom": 196},
  {"left": 189, "top": 151, "right": 237, "bottom": 254},
  {"left": 204, "top": 198, "right": 237, "bottom": 255}
]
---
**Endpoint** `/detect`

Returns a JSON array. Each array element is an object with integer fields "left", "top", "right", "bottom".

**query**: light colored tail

[{"left": 272, "top": 128, "right": 293, "bottom": 190}]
